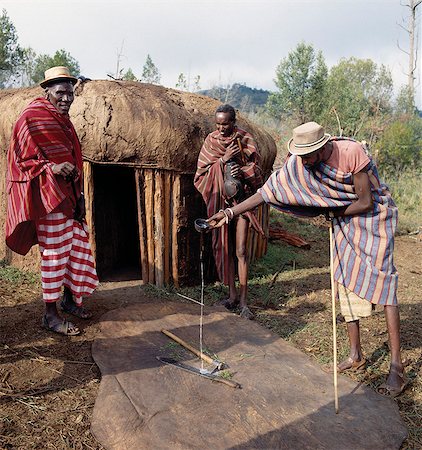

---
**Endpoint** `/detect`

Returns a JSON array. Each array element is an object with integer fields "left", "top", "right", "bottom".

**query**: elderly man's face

[
  {"left": 215, "top": 112, "right": 235, "bottom": 137},
  {"left": 46, "top": 81, "right": 74, "bottom": 115},
  {"left": 300, "top": 142, "right": 332, "bottom": 168}
]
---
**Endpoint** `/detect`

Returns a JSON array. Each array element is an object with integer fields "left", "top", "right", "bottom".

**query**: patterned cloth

[
  {"left": 194, "top": 127, "right": 263, "bottom": 284},
  {"left": 259, "top": 138, "right": 398, "bottom": 305},
  {"left": 37, "top": 213, "right": 98, "bottom": 303},
  {"left": 6, "top": 97, "right": 82, "bottom": 255}
]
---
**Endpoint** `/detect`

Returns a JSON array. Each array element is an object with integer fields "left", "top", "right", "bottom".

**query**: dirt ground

[{"left": 0, "top": 234, "right": 421, "bottom": 450}]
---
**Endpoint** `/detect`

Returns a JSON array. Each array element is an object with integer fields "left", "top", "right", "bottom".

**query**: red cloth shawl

[
  {"left": 6, "top": 97, "right": 83, "bottom": 255},
  {"left": 194, "top": 127, "right": 263, "bottom": 284}
]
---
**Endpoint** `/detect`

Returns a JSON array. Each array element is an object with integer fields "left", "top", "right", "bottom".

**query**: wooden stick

[
  {"left": 83, "top": 161, "right": 96, "bottom": 262},
  {"left": 154, "top": 171, "right": 165, "bottom": 287},
  {"left": 329, "top": 221, "right": 339, "bottom": 414},
  {"left": 237, "top": 138, "right": 246, "bottom": 166},
  {"left": 172, "top": 175, "right": 181, "bottom": 287},
  {"left": 144, "top": 170, "right": 155, "bottom": 284},
  {"left": 135, "top": 169, "right": 148, "bottom": 284},
  {"left": 162, "top": 329, "right": 215, "bottom": 366},
  {"left": 164, "top": 172, "right": 171, "bottom": 284}
]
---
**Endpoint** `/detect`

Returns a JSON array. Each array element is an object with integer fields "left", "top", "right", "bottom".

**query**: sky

[{"left": 1, "top": 0, "right": 421, "bottom": 106}]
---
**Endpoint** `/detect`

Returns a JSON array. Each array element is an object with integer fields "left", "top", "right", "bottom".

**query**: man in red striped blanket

[
  {"left": 208, "top": 121, "right": 406, "bottom": 397},
  {"left": 6, "top": 66, "right": 98, "bottom": 336},
  {"left": 195, "top": 104, "right": 263, "bottom": 319}
]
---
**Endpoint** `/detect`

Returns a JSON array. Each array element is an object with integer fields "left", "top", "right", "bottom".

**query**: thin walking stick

[{"left": 329, "top": 217, "right": 339, "bottom": 414}]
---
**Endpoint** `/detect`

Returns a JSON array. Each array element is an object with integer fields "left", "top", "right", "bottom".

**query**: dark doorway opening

[{"left": 93, "top": 165, "right": 141, "bottom": 281}]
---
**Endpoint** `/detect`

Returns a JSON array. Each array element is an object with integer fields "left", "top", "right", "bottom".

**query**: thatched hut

[{"left": 0, "top": 81, "right": 277, "bottom": 286}]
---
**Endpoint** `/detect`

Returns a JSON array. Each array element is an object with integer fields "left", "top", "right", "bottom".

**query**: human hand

[
  {"left": 229, "top": 162, "right": 241, "bottom": 178},
  {"left": 207, "top": 211, "right": 227, "bottom": 228},
  {"left": 51, "top": 162, "right": 78, "bottom": 179},
  {"left": 221, "top": 141, "right": 240, "bottom": 163}
]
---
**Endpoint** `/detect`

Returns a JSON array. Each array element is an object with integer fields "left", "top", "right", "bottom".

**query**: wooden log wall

[{"left": 84, "top": 162, "right": 270, "bottom": 288}]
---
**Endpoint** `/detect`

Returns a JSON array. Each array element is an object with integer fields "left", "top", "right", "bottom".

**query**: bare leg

[
  {"left": 337, "top": 320, "right": 365, "bottom": 371},
  {"left": 236, "top": 216, "right": 249, "bottom": 308},
  {"left": 384, "top": 305, "right": 404, "bottom": 388}
]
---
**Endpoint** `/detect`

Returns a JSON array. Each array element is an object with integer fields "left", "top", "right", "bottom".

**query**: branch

[{"left": 397, "top": 39, "right": 411, "bottom": 55}]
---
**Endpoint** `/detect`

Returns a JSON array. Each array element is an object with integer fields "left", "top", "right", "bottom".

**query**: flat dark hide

[{"left": 91, "top": 302, "right": 406, "bottom": 449}]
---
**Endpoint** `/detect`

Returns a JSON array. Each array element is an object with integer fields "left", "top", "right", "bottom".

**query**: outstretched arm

[{"left": 207, "top": 192, "right": 265, "bottom": 228}]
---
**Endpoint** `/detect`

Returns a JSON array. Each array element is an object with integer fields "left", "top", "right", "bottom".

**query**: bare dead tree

[{"left": 398, "top": 0, "right": 422, "bottom": 107}]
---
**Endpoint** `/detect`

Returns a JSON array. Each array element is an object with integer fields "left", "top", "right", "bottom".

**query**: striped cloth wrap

[{"left": 259, "top": 152, "right": 398, "bottom": 305}]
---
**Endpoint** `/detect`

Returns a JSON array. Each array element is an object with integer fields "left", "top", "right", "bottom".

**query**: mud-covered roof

[{"left": 0, "top": 80, "right": 277, "bottom": 173}]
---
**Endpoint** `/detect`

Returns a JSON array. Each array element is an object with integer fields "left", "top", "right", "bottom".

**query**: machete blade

[{"left": 156, "top": 356, "right": 241, "bottom": 389}]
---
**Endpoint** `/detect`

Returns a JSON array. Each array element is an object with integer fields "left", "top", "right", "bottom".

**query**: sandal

[
  {"left": 60, "top": 297, "right": 93, "bottom": 319},
  {"left": 337, "top": 357, "right": 367, "bottom": 373},
  {"left": 42, "top": 315, "right": 80, "bottom": 336},
  {"left": 377, "top": 369, "right": 408, "bottom": 398},
  {"left": 218, "top": 298, "right": 239, "bottom": 311},
  {"left": 239, "top": 306, "right": 254, "bottom": 320}
]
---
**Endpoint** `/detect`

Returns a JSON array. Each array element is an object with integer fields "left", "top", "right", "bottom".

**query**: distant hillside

[{"left": 199, "top": 83, "right": 271, "bottom": 113}]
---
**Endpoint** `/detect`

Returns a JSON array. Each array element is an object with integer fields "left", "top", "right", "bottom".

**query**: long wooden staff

[{"left": 329, "top": 218, "right": 339, "bottom": 414}]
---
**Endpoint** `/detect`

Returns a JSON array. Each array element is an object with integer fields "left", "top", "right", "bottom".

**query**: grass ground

[{"left": 0, "top": 211, "right": 421, "bottom": 449}]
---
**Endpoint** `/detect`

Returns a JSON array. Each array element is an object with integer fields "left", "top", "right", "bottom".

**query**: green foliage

[
  {"left": 30, "top": 49, "right": 80, "bottom": 84},
  {"left": 374, "top": 117, "right": 422, "bottom": 172},
  {"left": 0, "top": 9, "right": 24, "bottom": 87},
  {"left": 193, "top": 75, "right": 201, "bottom": 92},
  {"left": 122, "top": 67, "right": 137, "bottom": 81},
  {"left": 383, "top": 167, "right": 422, "bottom": 233},
  {"left": 266, "top": 42, "right": 328, "bottom": 123},
  {"left": 395, "top": 85, "right": 415, "bottom": 115},
  {"left": 0, "top": 260, "right": 39, "bottom": 284},
  {"left": 175, "top": 72, "right": 188, "bottom": 91},
  {"left": 141, "top": 54, "right": 160, "bottom": 84},
  {"left": 323, "top": 57, "right": 393, "bottom": 140}
]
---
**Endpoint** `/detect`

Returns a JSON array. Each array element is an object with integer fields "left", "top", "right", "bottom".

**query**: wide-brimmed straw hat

[
  {"left": 287, "top": 122, "right": 331, "bottom": 156},
  {"left": 40, "top": 66, "right": 78, "bottom": 88}
]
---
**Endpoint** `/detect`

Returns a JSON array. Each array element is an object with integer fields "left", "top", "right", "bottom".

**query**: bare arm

[
  {"left": 207, "top": 192, "right": 265, "bottom": 228},
  {"left": 333, "top": 170, "right": 373, "bottom": 217}
]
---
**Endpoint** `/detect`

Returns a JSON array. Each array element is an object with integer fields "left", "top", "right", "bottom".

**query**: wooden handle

[
  {"left": 237, "top": 138, "right": 246, "bottom": 166},
  {"left": 214, "top": 377, "right": 241, "bottom": 389},
  {"left": 161, "top": 329, "right": 215, "bottom": 365}
]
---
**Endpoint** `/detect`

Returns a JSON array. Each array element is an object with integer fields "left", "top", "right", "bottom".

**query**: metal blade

[{"left": 156, "top": 356, "right": 241, "bottom": 389}]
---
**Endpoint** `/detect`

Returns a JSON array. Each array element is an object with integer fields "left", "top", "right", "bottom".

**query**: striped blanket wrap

[
  {"left": 37, "top": 213, "right": 98, "bottom": 303},
  {"left": 259, "top": 152, "right": 398, "bottom": 305},
  {"left": 6, "top": 97, "right": 82, "bottom": 255},
  {"left": 194, "top": 127, "right": 263, "bottom": 284},
  {"left": 6, "top": 97, "right": 98, "bottom": 302}
]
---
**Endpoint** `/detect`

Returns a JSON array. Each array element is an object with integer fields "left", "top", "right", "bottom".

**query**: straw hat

[
  {"left": 287, "top": 122, "right": 331, "bottom": 156},
  {"left": 40, "top": 66, "right": 78, "bottom": 88}
]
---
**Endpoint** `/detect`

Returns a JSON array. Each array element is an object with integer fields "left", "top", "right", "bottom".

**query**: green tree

[
  {"left": 395, "top": 85, "right": 415, "bottom": 115},
  {"left": 0, "top": 9, "right": 24, "bottom": 87},
  {"left": 323, "top": 58, "right": 393, "bottom": 141},
  {"left": 266, "top": 42, "right": 328, "bottom": 123},
  {"left": 141, "top": 54, "right": 160, "bottom": 84},
  {"left": 193, "top": 75, "right": 201, "bottom": 92},
  {"left": 122, "top": 68, "right": 137, "bottom": 81},
  {"left": 374, "top": 117, "right": 422, "bottom": 172},
  {"left": 176, "top": 72, "right": 188, "bottom": 91},
  {"left": 30, "top": 49, "right": 80, "bottom": 84}
]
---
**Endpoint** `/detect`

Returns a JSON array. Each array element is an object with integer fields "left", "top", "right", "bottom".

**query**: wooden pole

[
  {"left": 135, "top": 169, "right": 148, "bottom": 284},
  {"left": 164, "top": 172, "right": 171, "bottom": 284},
  {"left": 154, "top": 171, "right": 165, "bottom": 287},
  {"left": 144, "top": 170, "right": 155, "bottom": 285},
  {"left": 83, "top": 161, "right": 96, "bottom": 263},
  {"left": 172, "top": 175, "right": 181, "bottom": 287},
  {"left": 329, "top": 220, "right": 339, "bottom": 414}
]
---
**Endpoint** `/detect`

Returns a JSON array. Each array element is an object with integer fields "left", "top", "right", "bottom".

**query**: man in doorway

[
  {"left": 208, "top": 121, "right": 406, "bottom": 397},
  {"left": 194, "top": 104, "right": 263, "bottom": 319},
  {"left": 6, "top": 66, "right": 98, "bottom": 336}
]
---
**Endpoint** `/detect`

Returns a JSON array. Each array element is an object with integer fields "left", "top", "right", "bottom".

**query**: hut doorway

[{"left": 93, "top": 165, "right": 141, "bottom": 281}]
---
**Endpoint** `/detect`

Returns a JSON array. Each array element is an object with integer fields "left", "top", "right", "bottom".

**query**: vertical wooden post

[
  {"left": 154, "top": 171, "right": 165, "bottom": 287},
  {"left": 144, "top": 170, "right": 155, "bottom": 285},
  {"left": 172, "top": 174, "right": 181, "bottom": 287},
  {"left": 135, "top": 168, "right": 148, "bottom": 284},
  {"left": 164, "top": 172, "right": 172, "bottom": 284},
  {"left": 83, "top": 161, "right": 96, "bottom": 263}
]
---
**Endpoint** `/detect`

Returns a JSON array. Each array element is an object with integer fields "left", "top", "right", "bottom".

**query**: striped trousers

[{"left": 36, "top": 212, "right": 98, "bottom": 304}]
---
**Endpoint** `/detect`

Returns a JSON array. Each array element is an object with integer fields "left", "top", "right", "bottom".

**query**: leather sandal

[
  {"left": 377, "top": 369, "right": 409, "bottom": 398},
  {"left": 337, "top": 357, "right": 367, "bottom": 373},
  {"left": 42, "top": 315, "right": 80, "bottom": 336}
]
